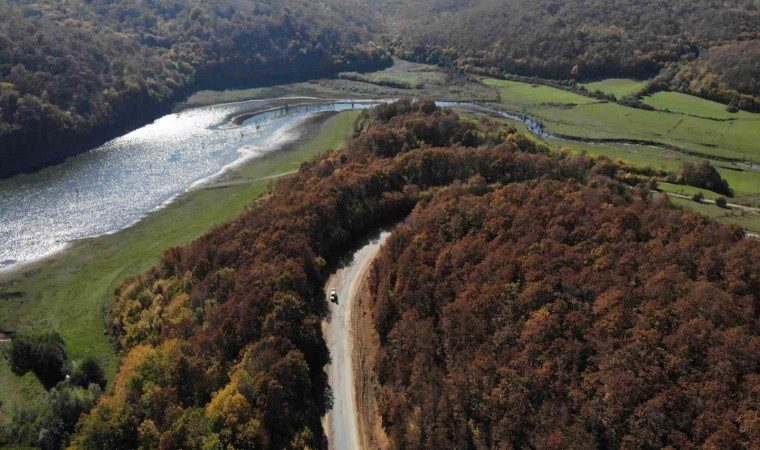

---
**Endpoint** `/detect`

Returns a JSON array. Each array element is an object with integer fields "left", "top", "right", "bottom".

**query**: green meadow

[
  {"left": 669, "top": 197, "right": 760, "bottom": 233},
  {"left": 580, "top": 78, "right": 649, "bottom": 98},
  {"left": 484, "top": 78, "right": 760, "bottom": 163},
  {"left": 642, "top": 91, "right": 759, "bottom": 120},
  {"left": 0, "top": 110, "right": 361, "bottom": 423},
  {"left": 484, "top": 79, "right": 596, "bottom": 106},
  {"left": 657, "top": 182, "right": 723, "bottom": 201},
  {"left": 461, "top": 97, "right": 760, "bottom": 210}
]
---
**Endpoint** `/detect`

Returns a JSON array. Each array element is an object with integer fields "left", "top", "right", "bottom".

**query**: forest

[
  {"left": 368, "top": 165, "right": 759, "bottom": 448},
  {"left": 371, "top": 0, "right": 760, "bottom": 109},
  {"left": 2, "top": 100, "right": 757, "bottom": 448},
  {"left": 1, "top": 0, "right": 758, "bottom": 179},
  {"left": 0, "top": 0, "right": 391, "bottom": 178},
  {"left": 0, "top": 100, "right": 495, "bottom": 448}
]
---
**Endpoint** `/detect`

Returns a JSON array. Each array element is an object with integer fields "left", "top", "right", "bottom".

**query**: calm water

[{"left": 0, "top": 99, "right": 377, "bottom": 269}]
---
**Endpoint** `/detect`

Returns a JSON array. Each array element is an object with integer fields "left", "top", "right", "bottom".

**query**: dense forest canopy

[
  {"left": 368, "top": 168, "right": 760, "bottom": 449},
  {"left": 370, "top": 0, "right": 760, "bottom": 105},
  {"left": 61, "top": 101, "right": 540, "bottom": 449},
  {"left": 0, "top": 0, "right": 390, "bottom": 177}
]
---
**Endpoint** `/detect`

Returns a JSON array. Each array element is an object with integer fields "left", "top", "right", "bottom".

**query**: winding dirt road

[{"left": 322, "top": 230, "right": 391, "bottom": 450}]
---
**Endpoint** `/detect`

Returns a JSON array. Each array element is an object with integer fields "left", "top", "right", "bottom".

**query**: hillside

[
  {"left": 1, "top": 100, "right": 753, "bottom": 449},
  {"left": 0, "top": 0, "right": 390, "bottom": 178},
  {"left": 371, "top": 0, "right": 760, "bottom": 108},
  {"left": 368, "top": 166, "right": 760, "bottom": 448}
]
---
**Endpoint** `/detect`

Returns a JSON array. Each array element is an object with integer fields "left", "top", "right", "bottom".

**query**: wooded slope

[
  {"left": 9, "top": 100, "right": 755, "bottom": 448},
  {"left": 373, "top": 0, "right": 760, "bottom": 106},
  {"left": 368, "top": 168, "right": 760, "bottom": 448},
  {"left": 0, "top": 0, "right": 390, "bottom": 178}
]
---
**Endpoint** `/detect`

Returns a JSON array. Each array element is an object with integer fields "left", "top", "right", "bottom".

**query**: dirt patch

[{"left": 352, "top": 265, "right": 390, "bottom": 450}]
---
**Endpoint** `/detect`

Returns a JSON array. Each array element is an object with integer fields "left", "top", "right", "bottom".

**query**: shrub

[
  {"left": 70, "top": 356, "right": 106, "bottom": 389},
  {"left": 692, "top": 191, "right": 705, "bottom": 202},
  {"left": 10, "top": 332, "right": 68, "bottom": 388},
  {"left": 680, "top": 161, "right": 731, "bottom": 196},
  {"left": 715, "top": 196, "right": 728, "bottom": 208}
]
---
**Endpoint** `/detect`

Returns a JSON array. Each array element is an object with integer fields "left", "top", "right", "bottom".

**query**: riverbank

[
  {"left": 0, "top": 109, "right": 362, "bottom": 424},
  {"left": 180, "top": 58, "right": 498, "bottom": 110}
]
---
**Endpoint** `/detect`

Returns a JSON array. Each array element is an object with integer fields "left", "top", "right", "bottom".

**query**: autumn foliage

[
  {"left": 368, "top": 177, "right": 760, "bottom": 448},
  {"left": 69, "top": 100, "right": 759, "bottom": 449},
  {"left": 71, "top": 100, "right": 529, "bottom": 449}
]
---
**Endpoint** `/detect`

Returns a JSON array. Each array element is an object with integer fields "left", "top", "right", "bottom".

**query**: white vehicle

[{"left": 330, "top": 288, "right": 338, "bottom": 304}]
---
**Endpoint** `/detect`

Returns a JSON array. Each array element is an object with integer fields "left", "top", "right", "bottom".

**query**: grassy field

[
  {"left": 642, "top": 91, "right": 759, "bottom": 120},
  {"left": 460, "top": 105, "right": 760, "bottom": 215},
  {"left": 657, "top": 182, "right": 723, "bottom": 201},
  {"left": 183, "top": 58, "right": 497, "bottom": 109},
  {"left": 0, "top": 110, "right": 361, "bottom": 423},
  {"left": 669, "top": 197, "right": 760, "bottom": 233},
  {"left": 485, "top": 79, "right": 596, "bottom": 106},
  {"left": 485, "top": 78, "right": 760, "bottom": 164},
  {"left": 463, "top": 102, "right": 760, "bottom": 205},
  {"left": 580, "top": 78, "right": 649, "bottom": 98}
]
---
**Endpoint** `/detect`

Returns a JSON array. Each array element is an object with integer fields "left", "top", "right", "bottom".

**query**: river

[
  {"left": 0, "top": 99, "right": 379, "bottom": 270},
  {"left": 3, "top": 97, "right": 747, "bottom": 271}
]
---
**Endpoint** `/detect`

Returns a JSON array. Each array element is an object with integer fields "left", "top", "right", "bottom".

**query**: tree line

[
  {"left": 370, "top": 0, "right": 760, "bottom": 110},
  {"left": 367, "top": 163, "right": 759, "bottom": 448},
  {"left": 0, "top": 0, "right": 391, "bottom": 178}
]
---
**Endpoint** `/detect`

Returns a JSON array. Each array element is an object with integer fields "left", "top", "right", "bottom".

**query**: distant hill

[
  {"left": 370, "top": 0, "right": 759, "bottom": 107},
  {"left": 0, "top": 0, "right": 390, "bottom": 178}
]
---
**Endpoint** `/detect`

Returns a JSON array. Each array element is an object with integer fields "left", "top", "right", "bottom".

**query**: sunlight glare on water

[{"left": 0, "top": 100, "right": 376, "bottom": 269}]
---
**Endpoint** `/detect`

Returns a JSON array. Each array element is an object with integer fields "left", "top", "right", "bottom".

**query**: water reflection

[{"left": 0, "top": 100, "right": 376, "bottom": 269}]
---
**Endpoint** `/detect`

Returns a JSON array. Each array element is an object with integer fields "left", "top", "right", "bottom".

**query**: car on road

[{"left": 330, "top": 288, "right": 338, "bottom": 304}]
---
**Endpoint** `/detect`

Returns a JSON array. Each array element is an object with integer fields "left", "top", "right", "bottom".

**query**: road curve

[{"left": 322, "top": 230, "right": 391, "bottom": 450}]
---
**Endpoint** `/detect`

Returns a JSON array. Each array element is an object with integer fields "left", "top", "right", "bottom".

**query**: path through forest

[{"left": 322, "top": 230, "right": 391, "bottom": 450}]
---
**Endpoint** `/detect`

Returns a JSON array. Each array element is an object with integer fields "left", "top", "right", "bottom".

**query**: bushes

[
  {"left": 10, "top": 332, "right": 68, "bottom": 389},
  {"left": 70, "top": 356, "right": 106, "bottom": 390},
  {"left": 679, "top": 161, "right": 731, "bottom": 196},
  {"left": 3, "top": 338, "right": 105, "bottom": 450}
]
